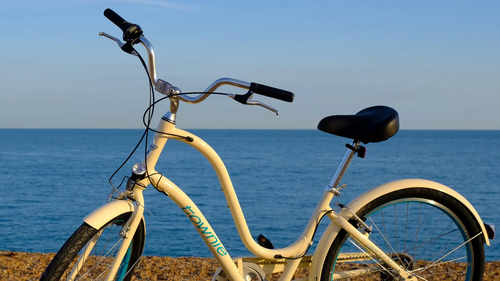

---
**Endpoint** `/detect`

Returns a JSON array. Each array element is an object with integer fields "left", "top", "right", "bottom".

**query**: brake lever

[
  {"left": 99, "top": 32, "right": 138, "bottom": 56},
  {"left": 247, "top": 99, "right": 279, "bottom": 115},
  {"left": 99, "top": 32, "right": 124, "bottom": 47},
  {"left": 228, "top": 94, "right": 279, "bottom": 115}
]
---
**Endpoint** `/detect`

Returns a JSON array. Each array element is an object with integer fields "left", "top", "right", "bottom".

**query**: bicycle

[{"left": 40, "top": 9, "right": 494, "bottom": 281}]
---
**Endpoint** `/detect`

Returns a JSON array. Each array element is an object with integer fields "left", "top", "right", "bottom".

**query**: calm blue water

[{"left": 0, "top": 129, "right": 498, "bottom": 261}]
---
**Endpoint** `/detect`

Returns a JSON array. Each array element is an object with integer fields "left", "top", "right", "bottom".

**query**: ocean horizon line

[{"left": 1, "top": 128, "right": 500, "bottom": 131}]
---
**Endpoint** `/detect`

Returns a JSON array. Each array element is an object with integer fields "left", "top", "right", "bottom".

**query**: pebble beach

[{"left": 1, "top": 251, "right": 499, "bottom": 280}]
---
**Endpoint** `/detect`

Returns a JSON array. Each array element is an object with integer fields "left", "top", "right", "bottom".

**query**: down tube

[{"left": 148, "top": 173, "right": 244, "bottom": 281}]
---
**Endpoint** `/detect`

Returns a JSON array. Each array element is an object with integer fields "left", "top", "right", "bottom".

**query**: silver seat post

[{"left": 326, "top": 140, "right": 360, "bottom": 193}]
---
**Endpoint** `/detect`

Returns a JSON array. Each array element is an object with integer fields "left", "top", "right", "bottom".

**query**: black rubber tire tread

[
  {"left": 320, "top": 187, "right": 485, "bottom": 281},
  {"left": 40, "top": 223, "right": 98, "bottom": 281},
  {"left": 40, "top": 212, "right": 145, "bottom": 281}
]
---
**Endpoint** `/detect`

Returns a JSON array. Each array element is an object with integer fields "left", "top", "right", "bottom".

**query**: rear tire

[
  {"left": 320, "top": 188, "right": 485, "bottom": 281},
  {"left": 40, "top": 213, "right": 145, "bottom": 281}
]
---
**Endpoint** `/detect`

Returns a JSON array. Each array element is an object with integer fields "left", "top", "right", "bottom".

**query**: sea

[{"left": 0, "top": 129, "right": 499, "bottom": 261}]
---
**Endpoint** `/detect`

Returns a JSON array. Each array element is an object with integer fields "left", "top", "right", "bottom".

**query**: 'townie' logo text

[{"left": 182, "top": 206, "right": 228, "bottom": 256}]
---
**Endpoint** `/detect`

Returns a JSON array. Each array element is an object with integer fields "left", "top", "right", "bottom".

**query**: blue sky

[{"left": 0, "top": 0, "right": 499, "bottom": 129}]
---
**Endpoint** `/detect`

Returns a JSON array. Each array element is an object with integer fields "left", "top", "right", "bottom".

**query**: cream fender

[{"left": 83, "top": 199, "right": 136, "bottom": 229}]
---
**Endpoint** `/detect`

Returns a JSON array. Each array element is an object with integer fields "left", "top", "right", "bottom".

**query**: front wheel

[
  {"left": 40, "top": 213, "right": 145, "bottom": 281},
  {"left": 321, "top": 188, "right": 485, "bottom": 281}
]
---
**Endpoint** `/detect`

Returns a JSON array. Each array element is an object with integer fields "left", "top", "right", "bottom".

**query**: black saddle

[{"left": 317, "top": 106, "right": 399, "bottom": 143}]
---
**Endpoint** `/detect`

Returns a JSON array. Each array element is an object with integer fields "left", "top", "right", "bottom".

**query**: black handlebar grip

[
  {"left": 250, "top": 82, "right": 295, "bottom": 103},
  {"left": 104, "top": 8, "right": 132, "bottom": 33}
]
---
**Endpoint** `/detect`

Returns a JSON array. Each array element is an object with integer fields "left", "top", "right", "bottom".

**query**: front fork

[
  {"left": 327, "top": 211, "right": 417, "bottom": 281},
  {"left": 105, "top": 188, "right": 146, "bottom": 281}
]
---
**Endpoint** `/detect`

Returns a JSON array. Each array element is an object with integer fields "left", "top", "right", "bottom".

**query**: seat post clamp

[{"left": 346, "top": 143, "right": 366, "bottom": 158}]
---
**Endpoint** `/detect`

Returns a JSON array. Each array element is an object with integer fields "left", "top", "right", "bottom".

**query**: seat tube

[{"left": 327, "top": 140, "right": 359, "bottom": 190}]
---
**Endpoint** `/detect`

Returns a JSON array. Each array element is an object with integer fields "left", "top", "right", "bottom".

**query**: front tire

[
  {"left": 321, "top": 188, "right": 485, "bottom": 281},
  {"left": 40, "top": 213, "right": 145, "bottom": 281}
]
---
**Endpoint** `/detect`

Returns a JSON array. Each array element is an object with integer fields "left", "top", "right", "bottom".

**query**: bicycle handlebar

[{"left": 101, "top": 8, "right": 295, "bottom": 107}]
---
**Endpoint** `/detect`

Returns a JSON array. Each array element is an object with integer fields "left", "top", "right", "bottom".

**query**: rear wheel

[
  {"left": 40, "top": 213, "right": 145, "bottom": 281},
  {"left": 321, "top": 188, "right": 485, "bottom": 281}
]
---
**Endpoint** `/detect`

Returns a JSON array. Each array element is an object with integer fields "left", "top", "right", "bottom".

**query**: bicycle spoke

[
  {"left": 414, "top": 203, "right": 423, "bottom": 262},
  {"left": 416, "top": 211, "right": 445, "bottom": 258},
  {"left": 99, "top": 224, "right": 121, "bottom": 257},
  {"left": 404, "top": 202, "right": 409, "bottom": 254},
  {"left": 412, "top": 256, "right": 468, "bottom": 274},
  {"left": 380, "top": 208, "right": 389, "bottom": 253},
  {"left": 417, "top": 232, "right": 482, "bottom": 275},
  {"left": 412, "top": 205, "right": 434, "bottom": 261},
  {"left": 405, "top": 228, "right": 459, "bottom": 256},
  {"left": 92, "top": 237, "right": 124, "bottom": 271},
  {"left": 394, "top": 204, "right": 399, "bottom": 254},
  {"left": 120, "top": 255, "right": 143, "bottom": 280},
  {"left": 368, "top": 216, "right": 406, "bottom": 268},
  {"left": 346, "top": 237, "right": 399, "bottom": 279},
  {"left": 428, "top": 227, "right": 461, "bottom": 264}
]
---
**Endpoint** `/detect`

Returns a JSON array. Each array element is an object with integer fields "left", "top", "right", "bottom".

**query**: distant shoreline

[{"left": 2, "top": 251, "right": 500, "bottom": 280}]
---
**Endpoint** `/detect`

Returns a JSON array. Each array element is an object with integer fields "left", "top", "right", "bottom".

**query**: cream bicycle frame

[
  {"left": 64, "top": 18, "right": 492, "bottom": 281},
  {"left": 82, "top": 112, "right": 491, "bottom": 281},
  {"left": 139, "top": 118, "right": 334, "bottom": 281}
]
